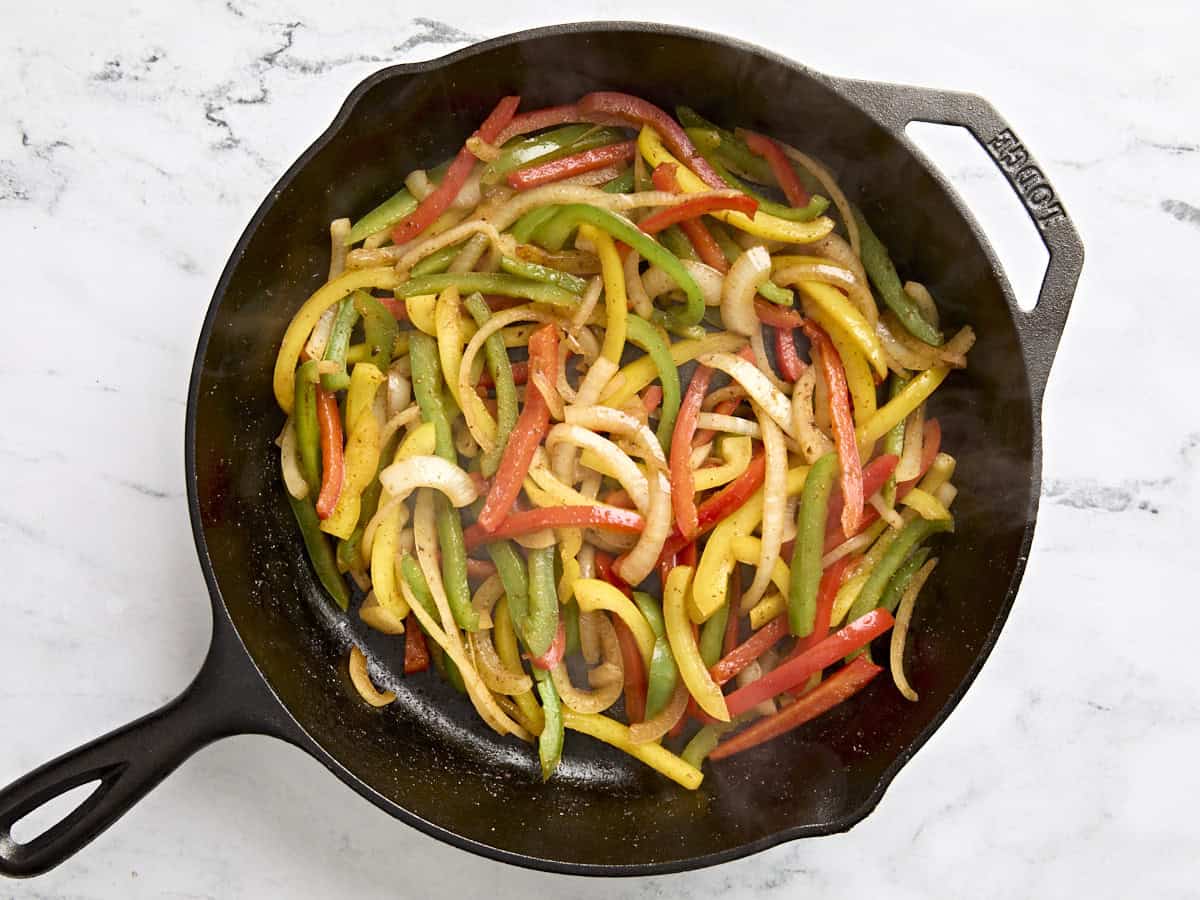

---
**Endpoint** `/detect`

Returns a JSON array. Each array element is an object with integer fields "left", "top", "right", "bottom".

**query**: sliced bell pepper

[
  {"left": 392, "top": 95, "right": 520, "bottom": 244},
  {"left": 646, "top": 162, "right": 733, "bottom": 273},
  {"left": 484, "top": 123, "right": 623, "bottom": 183},
  {"left": 774, "top": 327, "right": 805, "bottom": 381},
  {"left": 578, "top": 223, "right": 627, "bottom": 364},
  {"left": 352, "top": 292, "right": 399, "bottom": 373},
  {"left": 802, "top": 322, "right": 863, "bottom": 536},
  {"left": 854, "top": 208, "right": 944, "bottom": 346},
  {"left": 708, "top": 655, "right": 882, "bottom": 760},
  {"left": 287, "top": 493, "right": 350, "bottom": 610},
  {"left": 529, "top": 620, "right": 566, "bottom": 671},
  {"left": 476, "top": 323, "right": 557, "bottom": 531},
  {"left": 691, "top": 135, "right": 830, "bottom": 223},
  {"left": 534, "top": 669, "right": 563, "bottom": 780},
  {"left": 493, "top": 103, "right": 580, "bottom": 146},
  {"left": 881, "top": 377, "right": 908, "bottom": 509},
  {"left": 723, "top": 608, "right": 894, "bottom": 717},
  {"left": 574, "top": 579, "right": 656, "bottom": 668},
  {"left": 754, "top": 298, "right": 805, "bottom": 329},
  {"left": 409, "top": 332, "right": 456, "bottom": 462},
  {"left": 880, "top": 546, "right": 933, "bottom": 615},
  {"left": 403, "top": 613, "right": 430, "bottom": 674},
  {"left": 506, "top": 140, "right": 637, "bottom": 190},
  {"left": 709, "top": 614, "right": 789, "bottom": 686},
  {"left": 790, "top": 555, "right": 858, "bottom": 661},
  {"left": 740, "top": 129, "right": 810, "bottom": 206},
  {"left": 603, "top": 331, "right": 744, "bottom": 409},
  {"left": 612, "top": 617, "right": 647, "bottom": 723},
  {"left": 463, "top": 293, "right": 518, "bottom": 478},
  {"left": 658, "top": 449, "right": 767, "bottom": 563},
  {"left": 856, "top": 368, "right": 949, "bottom": 449},
  {"left": 561, "top": 708, "right": 703, "bottom": 789},
  {"left": 320, "top": 297, "right": 359, "bottom": 392},
  {"left": 436, "top": 494, "right": 478, "bottom": 632},
  {"left": 797, "top": 281, "right": 888, "bottom": 381},
  {"left": 487, "top": 540, "right": 529, "bottom": 629},
  {"left": 624, "top": 315, "right": 681, "bottom": 451},
  {"left": 394, "top": 273, "right": 578, "bottom": 308},
  {"left": 675, "top": 106, "right": 773, "bottom": 184},
  {"left": 465, "top": 505, "right": 645, "bottom": 551},
  {"left": 637, "top": 184, "right": 759, "bottom": 234},
  {"left": 844, "top": 515, "right": 954, "bottom": 627},
  {"left": 670, "top": 363, "right": 714, "bottom": 538},
  {"left": 664, "top": 566, "right": 730, "bottom": 722},
  {"left": 789, "top": 452, "right": 838, "bottom": 637},
  {"left": 494, "top": 595, "right": 545, "bottom": 735},
  {"left": 314, "top": 385, "right": 344, "bottom": 519},
  {"left": 825, "top": 453, "right": 901, "bottom": 548},
  {"left": 632, "top": 592, "right": 679, "bottom": 720},
  {"left": 524, "top": 546, "right": 561, "bottom": 659},
  {"left": 498, "top": 255, "right": 588, "bottom": 294},
  {"left": 293, "top": 359, "right": 322, "bottom": 495}
]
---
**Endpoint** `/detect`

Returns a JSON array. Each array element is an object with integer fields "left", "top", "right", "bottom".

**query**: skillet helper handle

[
  {"left": 833, "top": 78, "right": 1084, "bottom": 400},
  {"left": 0, "top": 625, "right": 290, "bottom": 878}
]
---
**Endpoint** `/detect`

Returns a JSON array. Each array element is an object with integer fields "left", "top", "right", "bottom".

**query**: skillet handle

[
  {"left": 831, "top": 78, "right": 1084, "bottom": 400},
  {"left": 0, "top": 622, "right": 292, "bottom": 879}
]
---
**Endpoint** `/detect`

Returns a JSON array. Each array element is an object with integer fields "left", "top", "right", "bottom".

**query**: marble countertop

[{"left": 2, "top": 1, "right": 1196, "bottom": 896}]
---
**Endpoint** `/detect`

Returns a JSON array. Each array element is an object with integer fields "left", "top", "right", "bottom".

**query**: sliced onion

[
  {"left": 695, "top": 412, "right": 760, "bottom": 437},
  {"left": 623, "top": 249, "right": 654, "bottom": 319},
  {"left": 774, "top": 259, "right": 876, "bottom": 328},
  {"left": 690, "top": 441, "right": 713, "bottom": 469},
  {"left": 778, "top": 144, "right": 860, "bottom": 256},
  {"left": 641, "top": 260, "right": 724, "bottom": 307},
  {"left": 348, "top": 646, "right": 396, "bottom": 707},
  {"left": 894, "top": 404, "right": 927, "bottom": 481},
  {"left": 517, "top": 244, "right": 602, "bottom": 275},
  {"left": 822, "top": 527, "right": 878, "bottom": 568},
  {"left": 531, "top": 370, "right": 564, "bottom": 421},
  {"left": 868, "top": 492, "right": 906, "bottom": 530},
  {"left": 328, "top": 218, "right": 351, "bottom": 278},
  {"left": 750, "top": 327, "right": 791, "bottom": 395},
  {"left": 379, "top": 404, "right": 421, "bottom": 451},
  {"left": 578, "top": 608, "right": 601, "bottom": 665},
  {"left": 514, "top": 528, "right": 557, "bottom": 549},
  {"left": 571, "top": 275, "right": 604, "bottom": 331},
  {"left": 890, "top": 558, "right": 939, "bottom": 701},
  {"left": 468, "top": 582, "right": 532, "bottom": 694},
  {"left": 361, "top": 497, "right": 411, "bottom": 573},
  {"left": 698, "top": 351, "right": 797, "bottom": 440},
  {"left": 722, "top": 246, "right": 771, "bottom": 336},
  {"left": 629, "top": 680, "right": 689, "bottom": 744},
  {"left": 387, "top": 365, "right": 412, "bottom": 419},
  {"left": 612, "top": 468, "right": 671, "bottom": 585},
  {"left": 550, "top": 615, "right": 623, "bottom": 713},
  {"left": 405, "top": 169, "right": 434, "bottom": 200},
  {"left": 741, "top": 404, "right": 786, "bottom": 608},
  {"left": 565, "top": 405, "right": 667, "bottom": 468},
  {"left": 702, "top": 384, "right": 746, "bottom": 411},
  {"left": 359, "top": 590, "right": 406, "bottom": 635},
  {"left": 559, "top": 163, "right": 625, "bottom": 187},
  {"left": 395, "top": 219, "right": 514, "bottom": 275},
  {"left": 547, "top": 423, "right": 650, "bottom": 513},
  {"left": 902, "top": 281, "right": 939, "bottom": 328},
  {"left": 378, "top": 455, "right": 480, "bottom": 507},
  {"left": 587, "top": 661, "right": 624, "bottom": 689},
  {"left": 734, "top": 659, "right": 778, "bottom": 719},
  {"left": 448, "top": 231, "right": 491, "bottom": 274},
  {"left": 465, "top": 135, "right": 501, "bottom": 162},
  {"left": 278, "top": 419, "right": 309, "bottom": 500}
]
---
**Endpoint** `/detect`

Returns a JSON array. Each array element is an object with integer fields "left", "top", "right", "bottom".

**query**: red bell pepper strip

[
  {"left": 802, "top": 322, "right": 863, "bottom": 536},
  {"left": 722, "top": 609, "right": 894, "bottom": 717},
  {"left": 754, "top": 298, "right": 805, "bottom": 329},
  {"left": 709, "top": 615, "right": 790, "bottom": 687},
  {"left": 506, "top": 140, "right": 637, "bottom": 190},
  {"left": 775, "top": 327, "right": 805, "bottom": 380},
  {"left": 678, "top": 542, "right": 697, "bottom": 568},
  {"left": 314, "top": 386, "right": 344, "bottom": 519},
  {"left": 741, "top": 130, "right": 811, "bottom": 207},
  {"left": 392, "top": 95, "right": 520, "bottom": 245},
  {"left": 824, "top": 454, "right": 899, "bottom": 543},
  {"left": 403, "top": 614, "right": 430, "bottom": 674},
  {"left": 613, "top": 618, "right": 647, "bottom": 723},
  {"left": 528, "top": 619, "right": 567, "bottom": 671},
  {"left": 708, "top": 656, "right": 882, "bottom": 760},
  {"left": 658, "top": 449, "right": 768, "bottom": 563},
  {"left": 376, "top": 296, "right": 410, "bottom": 321},
  {"left": 477, "top": 360, "right": 529, "bottom": 390},
  {"left": 492, "top": 103, "right": 580, "bottom": 147},
  {"left": 465, "top": 506, "right": 646, "bottom": 551},
  {"left": 670, "top": 363, "right": 714, "bottom": 539},
  {"left": 788, "top": 555, "right": 858, "bottom": 660},
  {"left": 723, "top": 579, "right": 742, "bottom": 656},
  {"left": 642, "top": 384, "right": 663, "bottom": 416},
  {"left": 647, "top": 163, "right": 732, "bottom": 273},
  {"left": 477, "top": 323, "right": 557, "bottom": 531},
  {"left": 577, "top": 91, "right": 726, "bottom": 189}
]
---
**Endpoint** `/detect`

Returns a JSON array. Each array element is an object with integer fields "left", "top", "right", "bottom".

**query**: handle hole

[
  {"left": 905, "top": 122, "right": 1049, "bottom": 312},
  {"left": 10, "top": 779, "right": 102, "bottom": 846}
]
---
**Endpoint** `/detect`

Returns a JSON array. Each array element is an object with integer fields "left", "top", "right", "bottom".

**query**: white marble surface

[{"left": 1, "top": 1, "right": 1197, "bottom": 896}]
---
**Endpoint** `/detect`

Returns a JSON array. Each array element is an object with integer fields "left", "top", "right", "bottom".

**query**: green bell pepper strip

[
  {"left": 681, "top": 722, "right": 732, "bottom": 768},
  {"left": 531, "top": 206, "right": 580, "bottom": 252},
  {"left": 287, "top": 494, "right": 350, "bottom": 610},
  {"left": 624, "top": 315, "right": 681, "bottom": 453},
  {"left": 548, "top": 204, "right": 706, "bottom": 329},
  {"left": 525, "top": 546, "right": 560, "bottom": 658},
  {"left": 399, "top": 554, "right": 440, "bottom": 621},
  {"left": 659, "top": 224, "right": 698, "bottom": 261},
  {"left": 789, "top": 452, "right": 839, "bottom": 637},
  {"left": 439, "top": 646, "right": 469, "bottom": 694},
  {"left": 846, "top": 515, "right": 954, "bottom": 628},
  {"left": 633, "top": 592, "right": 679, "bottom": 720},
  {"left": 344, "top": 161, "right": 451, "bottom": 246},
  {"left": 394, "top": 273, "right": 578, "bottom": 308},
  {"left": 527, "top": 168, "right": 634, "bottom": 249},
  {"left": 880, "top": 547, "right": 932, "bottom": 615},
  {"left": 881, "top": 376, "right": 909, "bottom": 509},
  {"left": 464, "top": 293, "right": 519, "bottom": 477},
  {"left": 676, "top": 107, "right": 774, "bottom": 184},
  {"left": 499, "top": 255, "right": 588, "bottom": 294},
  {"left": 409, "top": 332, "right": 456, "bottom": 462},
  {"left": 699, "top": 599, "right": 730, "bottom": 668},
  {"left": 436, "top": 494, "right": 478, "bottom": 631},
  {"left": 511, "top": 205, "right": 562, "bottom": 243},
  {"left": 534, "top": 668, "right": 564, "bottom": 780},
  {"left": 486, "top": 540, "right": 529, "bottom": 634},
  {"left": 708, "top": 220, "right": 794, "bottom": 306},
  {"left": 854, "top": 209, "right": 944, "bottom": 346},
  {"left": 603, "top": 167, "right": 635, "bottom": 193},
  {"left": 352, "top": 292, "right": 399, "bottom": 372},
  {"left": 483, "top": 124, "right": 624, "bottom": 184},
  {"left": 320, "top": 297, "right": 359, "bottom": 392},
  {"left": 293, "top": 359, "right": 322, "bottom": 495},
  {"left": 563, "top": 598, "right": 581, "bottom": 657},
  {"left": 410, "top": 242, "right": 462, "bottom": 277}
]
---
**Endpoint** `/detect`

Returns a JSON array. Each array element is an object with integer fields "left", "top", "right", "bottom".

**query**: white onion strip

[
  {"left": 698, "top": 351, "right": 798, "bottom": 440},
  {"left": 378, "top": 455, "right": 479, "bottom": 507},
  {"left": 778, "top": 144, "right": 860, "bottom": 257},
  {"left": 278, "top": 419, "right": 309, "bottom": 500},
  {"left": 629, "top": 680, "right": 689, "bottom": 744},
  {"left": 741, "top": 404, "right": 787, "bottom": 609},
  {"left": 695, "top": 413, "right": 760, "bottom": 437},
  {"left": 721, "top": 246, "right": 770, "bottom": 336},
  {"left": 894, "top": 404, "right": 927, "bottom": 482},
  {"left": 348, "top": 646, "right": 396, "bottom": 707},
  {"left": 550, "top": 615, "right": 623, "bottom": 714},
  {"left": 642, "top": 260, "right": 724, "bottom": 307},
  {"left": 890, "top": 558, "right": 939, "bottom": 701},
  {"left": 546, "top": 424, "right": 649, "bottom": 513},
  {"left": 623, "top": 249, "right": 654, "bottom": 319}
]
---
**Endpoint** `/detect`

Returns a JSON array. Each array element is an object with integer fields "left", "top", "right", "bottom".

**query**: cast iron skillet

[{"left": 0, "top": 22, "right": 1083, "bottom": 878}]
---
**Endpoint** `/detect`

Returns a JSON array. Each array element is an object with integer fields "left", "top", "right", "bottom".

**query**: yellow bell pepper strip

[
  {"left": 854, "top": 208, "right": 944, "bottom": 346},
  {"left": 573, "top": 579, "right": 655, "bottom": 669},
  {"left": 802, "top": 297, "right": 878, "bottom": 426},
  {"left": 394, "top": 273, "right": 578, "bottom": 308},
  {"left": 789, "top": 453, "right": 838, "bottom": 637},
  {"left": 636, "top": 126, "right": 833, "bottom": 245},
  {"left": 499, "top": 255, "right": 588, "bottom": 294},
  {"left": 320, "top": 363, "right": 385, "bottom": 539},
  {"left": 881, "top": 376, "right": 908, "bottom": 509},
  {"left": 795, "top": 282, "right": 887, "bottom": 380},
  {"left": 320, "top": 297, "right": 359, "bottom": 392},
  {"left": 694, "top": 435, "right": 753, "bottom": 492},
  {"left": 534, "top": 669, "right": 563, "bottom": 780},
  {"left": 663, "top": 565, "right": 730, "bottom": 722},
  {"left": 462, "top": 293, "right": 512, "bottom": 476},
  {"left": 352, "top": 292, "right": 399, "bottom": 373},
  {"left": 624, "top": 315, "right": 681, "bottom": 452},
  {"left": 845, "top": 514, "right": 955, "bottom": 628},
  {"left": 855, "top": 367, "right": 949, "bottom": 449},
  {"left": 749, "top": 592, "right": 787, "bottom": 631},
  {"left": 632, "top": 591, "right": 679, "bottom": 719},
  {"left": 730, "top": 536, "right": 790, "bottom": 596},
  {"left": 434, "top": 286, "right": 465, "bottom": 406},
  {"left": 293, "top": 359, "right": 322, "bottom": 495},
  {"left": 494, "top": 595, "right": 545, "bottom": 735},
  {"left": 602, "top": 331, "right": 745, "bottom": 409},
  {"left": 340, "top": 424, "right": 403, "bottom": 572},
  {"left": 287, "top": 493, "right": 350, "bottom": 610},
  {"left": 405, "top": 294, "right": 438, "bottom": 335},
  {"left": 275, "top": 267, "right": 401, "bottom": 414},
  {"left": 561, "top": 709, "right": 703, "bottom": 790},
  {"left": 578, "top": 223, "right": 627, "bottom": 364},
  {"left": 525, "top": 546, "right": 561, "bottom": 660},
  {"left": 900, "top": 487, "right": 953, "bottom": 521},
  {"left": 371, "top": 503, "right": 410, "bottom": 621}
]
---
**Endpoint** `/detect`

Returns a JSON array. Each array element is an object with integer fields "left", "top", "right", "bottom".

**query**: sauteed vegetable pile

[{"left": 272, "top": 93, "right": 975, "bottom": 788}]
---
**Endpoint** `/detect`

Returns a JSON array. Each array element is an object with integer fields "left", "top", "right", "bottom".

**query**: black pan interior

[{"left": 190, "top": 26, "right": 1036, "bottom": 871}]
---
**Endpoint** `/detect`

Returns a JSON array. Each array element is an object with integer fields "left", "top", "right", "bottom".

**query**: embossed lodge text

[{"left": 986, "top": 129, "right": 1068, "bottom": 230}]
